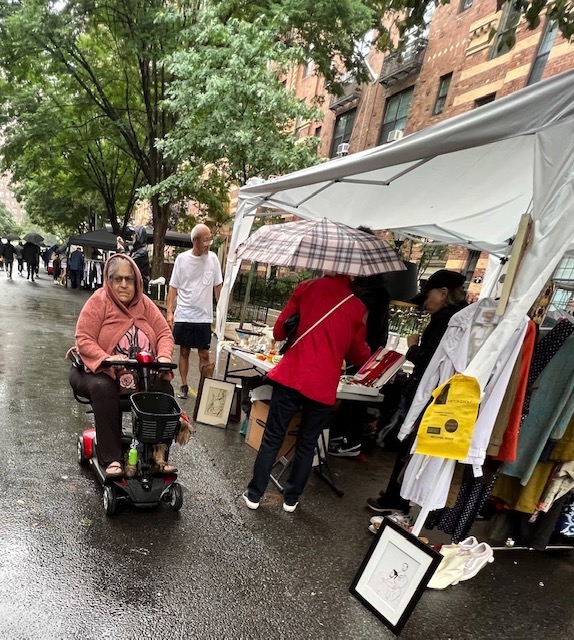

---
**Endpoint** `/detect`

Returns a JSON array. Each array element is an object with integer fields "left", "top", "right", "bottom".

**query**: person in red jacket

[{"left": 243, "top": 274, "right": 371, "bottom": 512}]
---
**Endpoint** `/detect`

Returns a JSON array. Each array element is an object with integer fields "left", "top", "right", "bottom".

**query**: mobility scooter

[{"left": 73, "top": 351, "right": 184, "bottom": 515}]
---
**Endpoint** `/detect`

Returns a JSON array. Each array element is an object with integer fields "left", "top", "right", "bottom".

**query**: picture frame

[
  {"left": 194, "top": 377, "right": 236, "bottom": 428},
  {"left": 350, "top": 517, "right": 442, "bottom": 636}
]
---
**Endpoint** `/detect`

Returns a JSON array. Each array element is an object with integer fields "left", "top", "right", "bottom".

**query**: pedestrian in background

[
  {"left": 2, "top": 241, "right": 15, "bottom": 279},
  {"left": 22, "top": 241, "right": 40, "bottom": 282},
  {"left": 117, "top": 226, "right": 151, "bottom": 293},
  {"left": 15, "top": 242, "right": 24, "bottom": 275},
  {"left": 69, "top": 247, "right": 85, "bottom": 289}
]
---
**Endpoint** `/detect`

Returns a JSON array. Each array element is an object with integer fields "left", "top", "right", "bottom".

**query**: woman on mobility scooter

[{"left": 69, "top": 254, "right": 176, "bottom": 477}]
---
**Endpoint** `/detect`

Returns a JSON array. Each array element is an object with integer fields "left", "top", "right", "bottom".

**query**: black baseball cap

[{"left": 411, "top": 269, "right": 466, "bottom": 306}]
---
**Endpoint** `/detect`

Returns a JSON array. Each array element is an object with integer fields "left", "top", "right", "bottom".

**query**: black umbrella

[
  {"left": 23, "top": 232, "right": 44, "bottom": 245},
  {"left": 5, "top": 232, "right": 20, "bottom": 241}
]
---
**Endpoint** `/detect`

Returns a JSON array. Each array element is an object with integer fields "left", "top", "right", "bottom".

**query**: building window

[
  {"left": 303, "top": 59, "right": 314, "bottom": 78},
  {"left": 460, "top": 0, "right": 473, "bottom": 11},
  {"left": 474, "top": 93, "right": 496, "bottom": 108},
  {"left": 527, "top": 19, "right": 559, "bottom": 85},
  {"left": 314, "top": 126, "right": 322, "bottom": 138},
  {"left": 433, "top": 73, "right": 452, "bottom": 115},
  {"left": 379, "top": 87, "right": 414, "bottom": 145},
  {"left": 491, "top": 2, "right": 521, "bottom": 58},
  {"left": 331, "top": 109, "right": 356, "bottom": 158}
]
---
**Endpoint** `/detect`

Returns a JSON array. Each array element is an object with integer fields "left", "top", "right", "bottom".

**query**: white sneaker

[
  {"left": 440, "top": 536, "right": 479, "bottom": 558},
  {"left": 457, "top": 542, "right": 494, "bottom": 583},
  {"left": 242, "top": 491, "right": 260, "bottom": 510},
  {"left": 283, "top": 501, "right": 299, "bottom": 513}
]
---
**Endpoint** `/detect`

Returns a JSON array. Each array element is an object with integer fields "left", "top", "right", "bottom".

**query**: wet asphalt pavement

[{"left": 0, "top": 271, "right": 573, "bottom": 640}]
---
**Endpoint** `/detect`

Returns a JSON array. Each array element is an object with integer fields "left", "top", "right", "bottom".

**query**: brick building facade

[{"left": 287, "top": 0, "right": 574, "bottom": 292}]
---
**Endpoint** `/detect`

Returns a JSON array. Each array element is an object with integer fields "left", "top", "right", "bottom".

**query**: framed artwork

[
  {"left": 350, "top": 517, "right": 441, "bottom": 636},
  {"left": 194, "top": 377, "right": 236, "bottom": 428}
]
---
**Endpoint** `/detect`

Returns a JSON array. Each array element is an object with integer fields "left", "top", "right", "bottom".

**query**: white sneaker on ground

[
  {"left": 440, "top": 535, "right": 479, "bottom": 558},
  {"left": 242, "top": 491, "right": 260, "bottom": 510},
  {"left": 283, "top": 501, "right": 299, "bottom": 513},
  {"left": 457, "top": 542, "right": 494, "bottom": 583}
]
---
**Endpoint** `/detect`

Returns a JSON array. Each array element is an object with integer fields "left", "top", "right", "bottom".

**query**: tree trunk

[{"left": 151, "top": 194, "right": 169, "bottom": 278}]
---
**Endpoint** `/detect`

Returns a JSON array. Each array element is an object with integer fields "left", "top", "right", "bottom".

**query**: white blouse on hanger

[{"left": 398, "top": 298, "right": 529, "bottom": 510}]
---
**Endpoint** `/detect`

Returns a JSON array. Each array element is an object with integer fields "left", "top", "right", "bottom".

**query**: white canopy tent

[{"left": 216, "top": 68, "right": 574, "bottom": 389}]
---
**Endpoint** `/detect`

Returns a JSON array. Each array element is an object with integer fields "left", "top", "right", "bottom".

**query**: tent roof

[
  {"left": 69, "top": 227, "right": 192, "bottom": 250},
  {"left": 239, "top": 68, "right": 574, "bottom": 256}
]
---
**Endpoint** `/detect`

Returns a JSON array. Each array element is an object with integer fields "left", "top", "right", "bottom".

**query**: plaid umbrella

[{"left": 236, "top": 218, "right": 406, "bottom": 277}]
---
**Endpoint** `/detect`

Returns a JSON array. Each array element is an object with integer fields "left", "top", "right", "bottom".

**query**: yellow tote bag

[{"left": 415, "top": 374, "right": 481, "bottom": 460}]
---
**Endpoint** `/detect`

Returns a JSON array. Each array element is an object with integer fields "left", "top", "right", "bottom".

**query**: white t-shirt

[{"left": 169, "top": 251, "right": 223, "bottom": 323}]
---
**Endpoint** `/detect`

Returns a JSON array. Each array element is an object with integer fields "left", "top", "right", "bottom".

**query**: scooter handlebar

[{"left": 103, "top": 359, "right": 177, "bottom": 370}]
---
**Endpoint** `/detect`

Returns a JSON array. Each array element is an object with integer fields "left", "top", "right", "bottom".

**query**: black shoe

[
  {"left": 366, "top": 496, "right": 409, "bottom": 514},
  {"left": 177, "top": 385, "right": 189, "bottom": 399},
  {"left": 328, "top": 441, "right": 361, "bottom": 457}
]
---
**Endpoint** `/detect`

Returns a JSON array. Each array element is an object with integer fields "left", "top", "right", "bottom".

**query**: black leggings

[{"left": 70, "top": 367, "right": 174, "bottom": 467}]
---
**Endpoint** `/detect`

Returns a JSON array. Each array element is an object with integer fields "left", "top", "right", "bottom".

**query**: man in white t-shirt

[{"left": 166, "top": 224, "right": 223, "bottom": 399}]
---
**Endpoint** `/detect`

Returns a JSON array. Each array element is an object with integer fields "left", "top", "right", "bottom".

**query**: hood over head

[
  {"left": 132, "top": 225, "right": 147, "bottom": 251},
  {"left": 103, "top": 253, "right": 143, "bottom": 310}
]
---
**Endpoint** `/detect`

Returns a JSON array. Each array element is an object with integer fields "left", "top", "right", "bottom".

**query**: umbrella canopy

[
  {"left": 235, "top": 217, "right": 406, "bottom": 277},
  {"left": 23, "top": 232, "right": 44, "bottom": 245},
  {"left": 5, "top": 232, "right": 20, "bottom": 241}
]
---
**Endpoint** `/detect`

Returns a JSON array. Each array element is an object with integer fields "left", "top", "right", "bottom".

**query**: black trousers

[
  {"left": 330, "top": 400, "right": 368, "bottom": 448},
  {"left": 70, "top": 367, "right": 173, "bottom": 467},
  {"left": 247, "top": 383, "right": 332, "bottom": 504},
  {"left": 4, "top": 259, "right": 13, "bottom": 278},
  {"left": 69, "top": 269, "right": 83, "bottom": 289},
  {"left": 26, "top": 261, "right": 35, "bottom": 281}
]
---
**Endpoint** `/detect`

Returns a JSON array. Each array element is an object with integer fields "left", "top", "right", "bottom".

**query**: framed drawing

[
  {"left": 194, "top": 378, "right": 236, "bottom": 428},
  {"left": 350, "top": 517, "right": 441, "bottom": 636}
]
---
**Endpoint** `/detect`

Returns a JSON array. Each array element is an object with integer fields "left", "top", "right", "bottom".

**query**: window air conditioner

[
  {"left": 387, "top": 129, "right": 404, "bottom": 143},
  {"left": 336, "top": 143, "right": 350, "bottom": 157}
]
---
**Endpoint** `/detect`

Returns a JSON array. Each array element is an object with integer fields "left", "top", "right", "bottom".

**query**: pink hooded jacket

[{"left": 72, "top": 254, "right": 174, "bottom": 375}]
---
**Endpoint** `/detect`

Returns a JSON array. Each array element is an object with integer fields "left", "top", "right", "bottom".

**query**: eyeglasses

[
  {"left": 111, "top": 275, "right": 135, "bottom": 285},
  {"left": 202, "top": 238, "right": 213, "bottom": 246}
]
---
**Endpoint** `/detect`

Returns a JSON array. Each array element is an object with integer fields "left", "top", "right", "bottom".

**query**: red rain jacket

[{"left": 268, "top": 275, "right": 370, "bottom": 405}]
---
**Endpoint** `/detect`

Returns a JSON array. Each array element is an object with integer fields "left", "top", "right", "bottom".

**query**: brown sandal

[
  {"left": 156, "top": 463, "right": 178, "bottom": 474},
  {"left": 105, "top": 461, "right": 124, "bottom": 477}
]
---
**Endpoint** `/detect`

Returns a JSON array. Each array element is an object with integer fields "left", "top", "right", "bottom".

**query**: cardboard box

[{"left": 246, "top": 400, "right": 299, "bottom": 460}]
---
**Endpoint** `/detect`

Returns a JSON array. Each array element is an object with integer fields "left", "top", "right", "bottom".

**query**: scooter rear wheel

[
  {"left": 103, "top": 486, "right": 117, "bottom": 515},
  {"left": 169, "top": 483, "right": 183, "bottom": 511}
]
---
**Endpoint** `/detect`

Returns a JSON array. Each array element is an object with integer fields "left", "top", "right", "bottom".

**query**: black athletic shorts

[{"left": 173, "top": 322, "right": 212, "bottom": 350}]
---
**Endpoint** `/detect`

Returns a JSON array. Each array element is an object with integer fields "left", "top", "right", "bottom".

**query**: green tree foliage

[
  {"left": 0, "top": 202, "right": 22, "bottom": 237},
  {"left": 149, "top": 10, "right": 322, "bottom": 207}
]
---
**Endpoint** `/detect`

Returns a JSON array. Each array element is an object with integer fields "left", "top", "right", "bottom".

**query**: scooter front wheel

[
  {"left": 77, "top": 436, "right": 87, "bottom": 466},
  {"left": 169, "top": 483, "right": 183, "bottom": 511},
  {"left": 103, "top": 486, "right": 117, "bottom": 516}
]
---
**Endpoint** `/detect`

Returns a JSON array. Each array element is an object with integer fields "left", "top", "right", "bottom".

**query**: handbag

[
  {"left": 280, "top": 294, "right": 353, "bottom": 354},
  {"left": 279, "top": 313, "right": 300, "bottom": 354}
]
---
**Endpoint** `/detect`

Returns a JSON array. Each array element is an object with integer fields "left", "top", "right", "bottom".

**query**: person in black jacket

[
  {"left": 367, "top": 269, "right": 467, "bottom": 513},
  {"left": 117, "top": 226, "right": 151, "bottom": 293},
  {"left": 2, "top": 241, "right": 16, "bottom": 279},
  {"left": 22, "top": 241, "right": 40, "bottom": 282},
  {"left": 328, "top": 227, "right": 392, "bottom": 458}
]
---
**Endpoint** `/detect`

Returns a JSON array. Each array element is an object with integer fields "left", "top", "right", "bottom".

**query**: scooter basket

[{"left": 130, "top": 392, "right": 181, "bottom": 443}]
